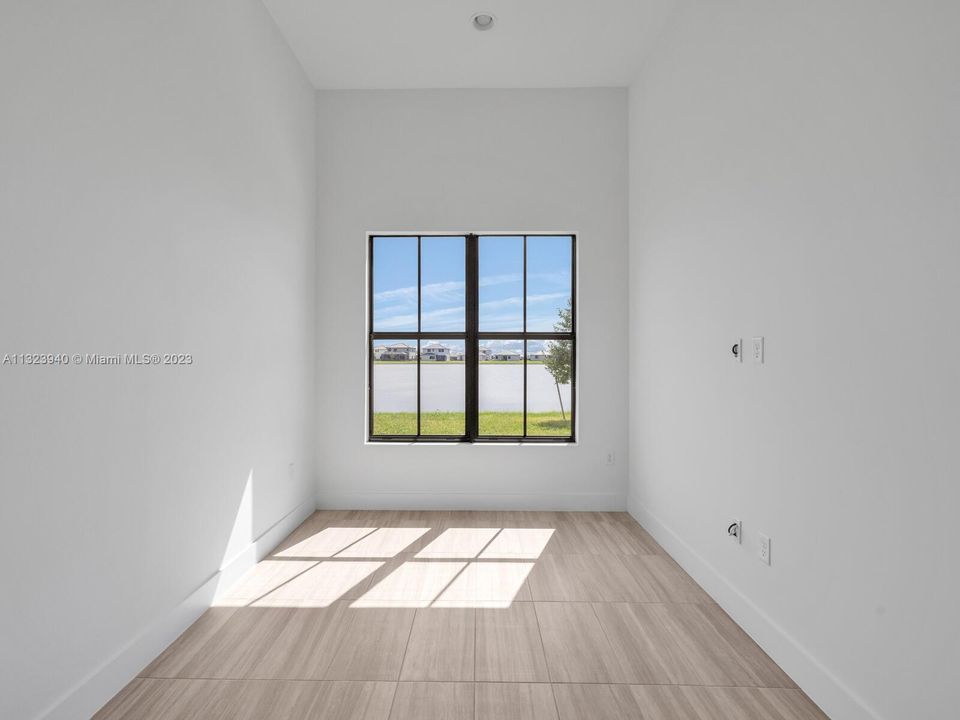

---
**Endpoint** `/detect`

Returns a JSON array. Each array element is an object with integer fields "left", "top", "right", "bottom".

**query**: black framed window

[{"left": 369, "top": 233, "right": 576, "bottom": 443}]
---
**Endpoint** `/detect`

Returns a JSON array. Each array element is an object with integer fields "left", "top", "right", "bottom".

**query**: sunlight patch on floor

[
  {"left": 335, "top": 527, "right": 431, "bottom": 558},
  {"left": 219, "top": 526, "right": 557, "bottom": 609},
  {"left": 252, "top": 560, "right": 384, "bottom": 608},
  {"left": 415, "top": 528, "right": 500, "bottom": 558},
  {"left": 214, "top": 560, "right": 316, "bottom": 606},
  {"left": 479, "top": 528, "right": 555, "bottom": 559},
  {"left": 274, "top": 527, "right": 377, "bottom": 558},
  {"left": 350, "top": 561, "right": 467, "bottom": 608},
  {"left": 432, "top": 561, "right": 534, "bottom": 608}
]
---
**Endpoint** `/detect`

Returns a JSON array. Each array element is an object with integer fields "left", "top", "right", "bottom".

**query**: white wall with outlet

[
  {"left": 628, "top": 1, "right": 960, "bottom": 719},
  {"left": 0, "top": 3, "right": 317, "bottom": 718},
  {"left": 315, "top": 88, "right": 629, "bottom": 509}
]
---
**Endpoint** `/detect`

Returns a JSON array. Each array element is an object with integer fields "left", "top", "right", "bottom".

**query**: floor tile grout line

[
  {"left": 308, "top": 549, "right": 656, "bottom": 561},
  {"left": 394, "top": 606, "right": 419, "bottom": 684},
  {"left": 263, "top": 555, "right": 665, "bottom": 563},
  {"left": 132, "top": 675, "right": 804, "bottom": 690},
  {"left": 530, "top": 601, "right": 554, "bottom": 685},
  {"left": 384, "top": 678, "right": 401, "bottom": 720},
  {"left": 588, "top": 600, "right": 630, "bottom": 684},
  {"left": 547, "top": 675, "right": 563, "bottom": 719},
  {"left": 212, "top": 598, "right": 720, "bottom": 609}
]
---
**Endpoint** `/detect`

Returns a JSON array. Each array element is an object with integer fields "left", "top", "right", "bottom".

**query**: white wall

[
  {"left": 0, "top": 2, "right": 316, "bottom": 718},
  {"left": 628, "top": 2, "right": 960, "bottom": 719},
  {"left": 316, "top": 89, "right": 628, "bottom": 510}
]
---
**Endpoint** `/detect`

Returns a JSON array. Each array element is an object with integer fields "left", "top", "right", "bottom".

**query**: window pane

[
  {"left": 373, "top": 236, "right": 418, "bottom": 332},
  {"left": 527, "top": 339, "right": 572, "bottom": 436},
  {"left": 421, "top": 236, "right": 465, "bottom": 332},
  {"left": 479, "top": 236, "right": 523, "bottom": 331},
  {"left": 478, "top": 339, "right": 524, "bottom": 436},
  {"left": 420, "top": 339, "right": 465, "bottom": 436},
  {"left": 526, "top": 235, "right": 573, "bottom": 332},
  {"left": 372, "top": 338, "right": 418, "bottom": 435}
]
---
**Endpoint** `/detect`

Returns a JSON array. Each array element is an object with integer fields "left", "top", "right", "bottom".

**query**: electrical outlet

[
  {"left": 728, "top": 519, "right": 742, "bottom": 544},
  {"left": 752, "top": 336, "right": 764, "bottom": 364},
  {"left": 605, "top": 450, "right": 616, "bottom": 466},
  {"left": 758, "top": 532, "right": 771, "bottom": 565}
]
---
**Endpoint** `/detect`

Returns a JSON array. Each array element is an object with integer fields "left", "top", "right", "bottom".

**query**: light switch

[{"left": 752, "top": 337, "right": 764, "bottom": 364}]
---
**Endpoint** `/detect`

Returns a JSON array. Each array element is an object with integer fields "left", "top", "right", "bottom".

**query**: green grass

[
  {"left": 373, "top": 360, "right": 543, "bottom": 365},
  {"left": 373, "top": 412, "right": 419, "bottom": 435},
  {"left": 372, "top": 411, "right": 570, "bottom": 437}
]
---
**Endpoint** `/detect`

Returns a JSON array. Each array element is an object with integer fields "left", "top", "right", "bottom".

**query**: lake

[{"left": 373, "top": 363, "right": 572, "bottom": 413}]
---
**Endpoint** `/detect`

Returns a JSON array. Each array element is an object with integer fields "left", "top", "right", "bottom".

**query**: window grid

[{"left": 369, "top": 233, "right": 575, "bottom": 443}]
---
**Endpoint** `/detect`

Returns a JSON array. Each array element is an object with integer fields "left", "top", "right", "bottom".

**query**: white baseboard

[
  {"left": 317, "top": 490, "right": 624, "bottom": 512},
  {"left": 38, "top": 495, "right": 316, "bottom": 720},
  {"left": 627, "top": 497, "right": 881, "bottom": 720}
]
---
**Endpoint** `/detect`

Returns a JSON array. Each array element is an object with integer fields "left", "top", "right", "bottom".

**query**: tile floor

[{"left": 96, "top": 511, "right": 829, "bottom": 719}]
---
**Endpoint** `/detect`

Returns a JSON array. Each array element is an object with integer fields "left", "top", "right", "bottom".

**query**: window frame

[{"left": 368, "top": 232, "right": 576, "bottom": 444}]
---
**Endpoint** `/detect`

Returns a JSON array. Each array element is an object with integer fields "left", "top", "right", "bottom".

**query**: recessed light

[{"left": 471, "top": 12, "right": 496, "bottom": 31}]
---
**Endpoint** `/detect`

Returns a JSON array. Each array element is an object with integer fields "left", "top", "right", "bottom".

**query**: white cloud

[
  {"left": 526, "top": 292, "right": 569, "bottom": 305},
  {"left": 376, "top": 306, "right": 465, "bottom": 330},
  {"left": 478, "top": 273, "right": 521, "bottom": 288},
  {"left": 374, "top": 274, "right": 568, "bottom": 331},
  {"left": 374, "top": 280, "right": 465, "bottom": 304}
]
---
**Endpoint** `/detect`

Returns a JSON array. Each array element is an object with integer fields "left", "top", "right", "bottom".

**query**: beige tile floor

[{"left": 96, "top": 511, "right": 829, "bottom": 719}]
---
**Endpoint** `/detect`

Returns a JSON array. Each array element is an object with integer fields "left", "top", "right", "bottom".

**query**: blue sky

[{"left": 373, "top": 235, "right": 571, "bottom": 333}]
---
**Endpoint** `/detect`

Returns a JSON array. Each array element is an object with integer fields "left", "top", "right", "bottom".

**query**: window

[{"left": 369, "top": 233, "right": 576, "bottom": 442}]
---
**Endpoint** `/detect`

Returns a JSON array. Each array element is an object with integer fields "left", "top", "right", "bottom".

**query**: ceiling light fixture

[{"left": 471, "top": 12, "right": 496, "bottom": 31}]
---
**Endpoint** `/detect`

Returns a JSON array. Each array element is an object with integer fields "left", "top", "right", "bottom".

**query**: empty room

[{"left": 2, "top": 1, "right": 958, "bottom": 719}]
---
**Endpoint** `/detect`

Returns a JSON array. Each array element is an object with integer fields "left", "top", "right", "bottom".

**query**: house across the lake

[
  {"left": 421, "top": 342, "right": 451, "bottom": 361},
  {"left": 491, "top": 350, "right": 522, "bottom": 361},
  {"left": 375, "top": 342, "right": 416, "bottom": 361},
  {"left": 527, "top": 350, "right": 547, "bottom": 361}
]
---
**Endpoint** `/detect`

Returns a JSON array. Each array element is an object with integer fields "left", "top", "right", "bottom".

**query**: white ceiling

[{"left": 261, "top": 0, "right": 678, "bottom": 89}]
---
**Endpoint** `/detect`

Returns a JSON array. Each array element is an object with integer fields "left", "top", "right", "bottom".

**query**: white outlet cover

[
  {"left": 752, "top": 336, "right": 764, "bottom": 364},
  {"left": 758, "top": 532, "right": 771, "bottom": 565}
]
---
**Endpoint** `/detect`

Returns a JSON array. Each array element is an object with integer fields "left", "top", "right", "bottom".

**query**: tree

[{"left": 543, "top": 299, "right": 572, "bottom": 420}]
